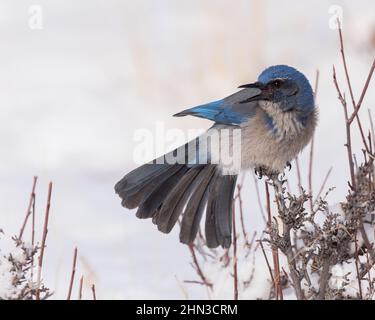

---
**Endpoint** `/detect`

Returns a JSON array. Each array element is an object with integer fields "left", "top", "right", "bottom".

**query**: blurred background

[{"left": 0, "top": 0, "right": 374, "bottom": 299}]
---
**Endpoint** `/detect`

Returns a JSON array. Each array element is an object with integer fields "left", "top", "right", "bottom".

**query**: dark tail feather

[
  {"left": 179, "top": 165, "right": 216, "bottom": 244},
  {"left": 204, "top": 172, "right": 237, "bottom": 248},
  {"left": 154, "top": 166, "right": 204, "bottom": 233},
  {"left": 214, "top": 174, "right": 237, "bottom": 248},
  {"left": 136, "top": 165, "right": 189, "bottom": 219},
  {"left": 115, "top": 161, "right": 237, "bottom": 248},
  {"left": 205, "top": 172, "right": 220, "bottom": 248},
  {"left": 114, "top": 163, "right": 175, "bottom": 209}
]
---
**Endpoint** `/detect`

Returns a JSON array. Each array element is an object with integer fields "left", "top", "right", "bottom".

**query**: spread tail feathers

[{"left": 115, "top": 163, "right": 237, "bottom": 248}]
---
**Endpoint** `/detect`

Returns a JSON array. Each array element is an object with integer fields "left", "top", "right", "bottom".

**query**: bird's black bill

[
  {"left": 238, "top": 81, "right": 268, "bottom": 104},
  {"left": 238, "top": 81, "right": 263, "bottom": 89}
]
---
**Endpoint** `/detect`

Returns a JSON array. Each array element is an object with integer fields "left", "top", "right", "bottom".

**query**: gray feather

[
  {"left": 214, "top": 175, "right": 237, "bottom": 248},
  {"left": 204, "top": 172, "right": 221, "bottom": 248},
  {"left": 136, "top": 165, "right": 188, "bottom": 219},
  {"left": 115, "top": 164, "right": 172, "bottom": 209},
  {"left": 179, "top": 165, "right": 216, "bottom": 244},
  {"left": 155, "top": 166, "right": 203, "bottom": 233}
]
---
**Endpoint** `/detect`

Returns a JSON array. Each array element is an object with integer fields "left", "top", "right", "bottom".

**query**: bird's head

[{"left": 239, "top": 65, "right": 314, "bottom": 117}]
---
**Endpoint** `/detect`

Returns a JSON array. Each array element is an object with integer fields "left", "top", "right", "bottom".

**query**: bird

[{"left": 115, "top": 65, "right": 317, "bottom": 248}]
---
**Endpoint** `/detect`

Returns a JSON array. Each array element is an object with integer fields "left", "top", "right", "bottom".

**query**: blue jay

[{"left": 115, "top": 65, "right": 316, "bottom": 248}]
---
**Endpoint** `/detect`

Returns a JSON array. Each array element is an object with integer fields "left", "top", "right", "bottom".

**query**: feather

[
  {"left": 155, "top": 166, "right": 204, "bottom": 233},
  {"left": 204, "top": 172, "right": 221, "bottom": 248},
  {"left": 179, "top": 165, "right": 216, "bottom": 244},
  {"left": 214, "top": 174, "right": 237, "bottom": 248},
  {"left": 136, "top": 165, "right": 188, "bottom": 219},
  {"left": 115, "top": 164, "right": 178, "bottom": 209},
  {"left": 173, "top": 87, "right": 261, "bottom": 125}
]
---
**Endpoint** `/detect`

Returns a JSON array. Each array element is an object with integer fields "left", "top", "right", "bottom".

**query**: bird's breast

[{"left": 238, "top": 104, "right": 317, "bottom": 172}]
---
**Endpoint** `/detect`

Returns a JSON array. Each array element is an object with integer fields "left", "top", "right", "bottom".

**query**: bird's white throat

[{"left": 260, "top": 101, "right": 304, "bottom": 140}]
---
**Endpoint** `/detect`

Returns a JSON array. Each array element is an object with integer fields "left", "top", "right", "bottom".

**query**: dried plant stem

[
  {"left": 19, "top": 176, "right": 38, "bottom": 240},
  {"left": 31, "top": 192, "right": 36, "bottom": 282},
  {"left": 269, "top": 176, "right": 304, "bottom": 300},
  {"left": 78, "top": 275, "right": 84, "bottom": 300},
  {"left": 188, "top": 244, "right": 212, "bottom": 288},
  {"left": 295, "top": 157, "right": 302, "bottom": 195},
  {"left": 308, "top": 136, "right": 314, "bottom": 213},
  {"left": 235, "top": 184, "right": 248, "bottom": 243},
  {"left": 354, "top": 232, "right": 363, "bottom": 299},
  {"left": 337, "top": 19, "right": 372, "bottom": 155},
  {"left": 314, "top": 167, "right": 333, "bottom": 203},
  {"left": 308, "top": 69, "right": 319, "bottom": 212},
  {"left": 67, "top": 247, "right": 78, "bottom": 300},
  {"left": 252, "top": 172, "right": 267, "bottom": 224},
  {"left": 36, "top": 182, "right": 53, "bottom": 300},
  {"left": 317, "top": 258, "right": 331, "bottom": 299},
  {"left": 368, "top": 109, "right": 375, "bottom": 150},
  {"left": 265, "top": 182, "right": 283, "bottom": 299},
  {"left": 333, "top": 66, "right": 356, "bottom": 189},
  {"left": 232, "top": 202, "right": 238, "bottom": 300},
  {"left": 348, "top": 58, "right": 375, "bottom": 125},
  {"left": 258, "top": 240, "right": 275, "bottom": 285},
  {"left": 334, "top": 22, "right": 375, "bottom": 269},
  {"left": 91, "top": 284, "right": 97, "bottom": 300}
]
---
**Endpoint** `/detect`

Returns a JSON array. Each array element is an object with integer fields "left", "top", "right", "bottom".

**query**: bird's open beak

[
  {"left": 238, "top": 82, "right": 268, "bottom": 104},
  {"left": 238, "top": 82, "right": 264, "bottom": 89}
]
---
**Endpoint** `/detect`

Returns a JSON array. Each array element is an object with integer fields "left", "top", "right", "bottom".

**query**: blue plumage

[
  {"left": 174, "top": 100, "right": 251, "bottom": 125},
  {"left": 174, "top": 65, "right": 314, "bottom": 131},
  {"left": 258, "top": 65, "right": 314, "bottom": 114}
]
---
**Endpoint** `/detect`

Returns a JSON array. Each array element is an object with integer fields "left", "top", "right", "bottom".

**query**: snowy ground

[{"left": 0, "top": 0, "right": 375, "bottom": 299}]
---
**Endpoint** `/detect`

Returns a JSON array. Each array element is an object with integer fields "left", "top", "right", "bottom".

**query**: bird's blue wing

[
  {"left": 173, "top": 100, "right": 246, "bottom": 125},
  {"left": 173, "top": 88, "right": 261, "bottom": 125}
]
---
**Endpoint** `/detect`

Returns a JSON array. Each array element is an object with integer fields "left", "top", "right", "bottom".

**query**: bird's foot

[
  {"left": 254, "top": 166, "right": 280, "bottom": 180},
  {"left": 286, "top": 161, "right": 292, "bottom": 171},
  {"left": 254, "top": 166, "right": 266, "bottom": 179}
]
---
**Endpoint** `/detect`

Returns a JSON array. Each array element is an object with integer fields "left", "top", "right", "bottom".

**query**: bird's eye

[{"left": 273, "top": 80, "right": 282, "bottom": 88}]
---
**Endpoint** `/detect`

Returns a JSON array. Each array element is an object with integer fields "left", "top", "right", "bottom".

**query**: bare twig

[
  {"left": 36, "top": 182, "right": 53, "bottom": 300},
  {"left": 295, "top": 157, "right": 303, "bottom": 195},
  {"left": 348, "top": 58, "right": 375, "bottom": 124},
  {"left": 308, "top": 70, "right": 320, "bottom": 212},
  {"left": 335, "top": 22, "right": 375, "bottom": 267},
  {"left": 188, "top": 244, "right": 212, "bottom": 288},
  {"left": 67, "top": 247, "right": 78, "bottom": 300},
  {"left": 265, "top": 182, "right": 283, "bottom": 299},
  {"left": 333, "top": 66, "right": 356, "bottom": 189},
  {"left": 19, "top": 176, "right": 38, "bottom": 240},
  {"left": 91, "top": 284, "right": 97, "bottom": 300},
  {"left": 258, "top": 240, "right": 275, "bottom": 286},
  {"left": 317, "top": 258, "right": 331, "bottom": 299},
  {"left": 268, "top": 175, "right": 304, "bottom": 300},
  {"left": 78, "top": 275, "right": 84, "bottom": 300},
  {"left": 232, "top": 202, "right": 238, "bottom": 300},
  {"left": 336, "top": 18, "right": 373, "bottom": 154},
  {"left": 308, "top": 136, "right": 315, "bottom": 213},
  {"left": 354, "top": 232, "right": 363, "bottom": 299},
  {"left": 314, "top": 167, "right": 333, "bottom": 203},
  {"left": 252, "top": 172, "right": 267, "bottom": 224},
  {"left": 368, "top": 109, "right": 375, "bottom": 151},
  {"left": 235, "top": 183, "right": 248, "bottom": 243}
]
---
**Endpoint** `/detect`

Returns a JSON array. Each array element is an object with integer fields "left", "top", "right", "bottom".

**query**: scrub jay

[{"left": 115, "top": 65, "right": 316, "bottom": 248}]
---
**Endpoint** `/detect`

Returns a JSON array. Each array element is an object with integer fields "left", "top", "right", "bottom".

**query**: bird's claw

[
  {"left": 254, "top": 166, "right": 265, "bottom": 179},
  {"left": 286, "top": 161, "right": 292, "bottom": 171}
]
